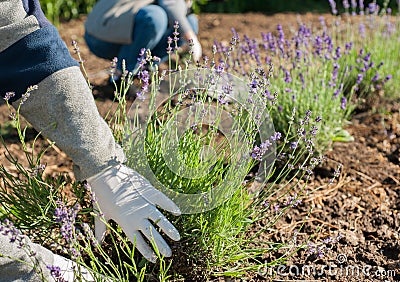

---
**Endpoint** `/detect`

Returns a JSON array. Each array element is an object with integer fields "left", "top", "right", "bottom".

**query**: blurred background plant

[
  {"left": 38, "top": 0, "right": 399, "bottom": 23},
  {"left": 39, "top": 0, "right": 96, "bottom": 25}
]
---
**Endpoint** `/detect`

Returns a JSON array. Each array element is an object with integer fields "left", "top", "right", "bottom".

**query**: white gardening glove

[
  {"left": 190, "top": 36, "right": 202, "bottom": 62},
  {"left": 184, "top": 30, "right": 202, "bottom": 62},
  {"left": 87, "top": 164, "right": 181, "bottom": 262}
]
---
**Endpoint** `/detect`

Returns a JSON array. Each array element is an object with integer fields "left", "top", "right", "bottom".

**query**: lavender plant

[
  {"left": 112, "top": 34, "right": 334, "bottom": 277},
  {"left": 212, "top": 1, "right": 398, "bottom": 150},
  {"left": 0, "top": 89, "right": 82, "bottom": 243},
  {"left": 328, "top": 0, "right": 399, "bottom": 99},
  {"left": 212, "top": 27, "right": 356, "bottom": 151}
]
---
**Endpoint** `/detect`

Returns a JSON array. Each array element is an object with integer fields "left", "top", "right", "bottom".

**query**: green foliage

[
  {"left": 199, "top": 0, "right": 399, "bottom": 14},
  {"left": 333, "top": 15, "right": 400, "bottom": 100},
  {"left": 39, "top": 0, "right": 96, "bottom": 24}
]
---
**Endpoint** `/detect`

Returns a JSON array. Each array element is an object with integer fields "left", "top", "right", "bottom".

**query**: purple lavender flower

[
  {"left": 109, "top": 57, "right": 118, "bottom": 78},
  {"left": 54, "top": 201, "right": 79, "bottom": 242},
  {"left": 250, "top": 140, "right": 272, "bottom": 161},
  {"left": 334, "top": 47, "right": 341, "bottom": 60},
  {"left": 295, "top": 49, "right": 302, "bottom": 61},
  {"left": 299, "top": 72, "right": 305, "bottom": 88},
  {"left": 359, "top": 0, "right": 365, "bottom": 14},
  {"left": 30, "top": 164, "right": 46, "bottom": 177},
  {"left": 359, "top": 23, "right": 366, "bottom": 38},
  {"left": 363, "top": 52, "right": 371, "bottom": 62},
  {"left": 285, "top": 193, "right": 302, "bottom": 207},
  {"left": 217, "top": 94, "right": 228, "bottom": 105},
  {"left": 277, "top": 152, "right": 286, "bottom": 161},
  {"left": 0, "top": 219, "right": 26, "bottom": 249},
  {"left": 173, "top": 20, "right": 179, "bottom": 32},
  {"left": 345, "top": 42, "right": 353, "bottom": 52},
  {"left": 314, "top": 36, "right": 323, "bottom": 56},
  {"left": 356, "top": 73, "right": 364, "bottom": 84},
  {"left": 324, "top": 34, "right": 333, "bottom": 53},
  {"left": 19, "top": 85, "right": 37, "bottom": 105},
  {"left": 297, "top": 127, "right": 306, "bottom": 137},
  {"left": 166, "top": 37, "right": 173, "bottom": 54},
  {"left": 270, "top": 132, "right": 282, "bottom": 141},
  {"left": 331, "top": 63, "right": 340, "bottom": 83},
  {"left": 4, "top": 92, "right": 15, "bottom": 102},
  {"left": 136, "top": 48, "right": 148, "bottom": 70},
  {"left": 47, "top": 265, "right": 67, "bottom": 282},
  {"left": 262, "top": 89, "right": 272, "bottom": 100},
  {"left": 230, "top": 27, "right": 239, "bottom": 44},
  {"left": 341, "top": 96, "right": 347, "bottom": 110},
  {"left": 135, "top": 69, "right": 150, "bottom": 100},
  {"left": 284, "top": 69, "right": 292, "bottom": 83},
  {"left": 277, "top": 24, "right": 285, "bottom": 56},
  {"left": 319, "top": 16, "right": 326, "bottom": 28},
  {"left": 343, "top": 0, "right": 350, "bottom": 10},
  {"left": 372, "top": 73, "right": 379, "bottom": 82},
  {"left": 334, "top": 164, "right": 342, "bottom": 178},
  {"left": 368, "top": 2, "right": 379, "bottom": 14},
  {"left": 385, "top": 74, "right": 393, "bottom": 82},
  {"left": 222, "top": 84, "right": 233, "bottom": 95},
  {"left": 329, "top": 0, "right": 338, "bottom": 14},
  {"left": 81, "top": 223, "right": 97, "bottom": 247},
  {"left": 215, "top": 63, "right": 225, "bottom": 76},
  {"left": 250, "top": 79, "right": 258, "bottom": 89},
  {"left": 290, "top": 141, "right": 298, "bottom": 150},
  {"left": 350, "top": 0, "right": 357, "bottom": 14},
  {"left": 310, "top": 126, "right": 318, "bottom": 136},
  {"left": 138, "top": 48, "right": 145, "bottom": 57}
]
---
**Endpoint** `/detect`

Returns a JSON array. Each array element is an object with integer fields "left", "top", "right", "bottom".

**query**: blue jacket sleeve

[{"left": 0, "top": 0, "right": 78, "bottom": 103}]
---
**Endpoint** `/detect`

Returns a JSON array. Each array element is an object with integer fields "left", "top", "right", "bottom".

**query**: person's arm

[
  {"left": 158, "top": 0, "right": 202, "bottom": 60},
  {"left": 1, "top": 0, "right": 180, "bottom": 268}
]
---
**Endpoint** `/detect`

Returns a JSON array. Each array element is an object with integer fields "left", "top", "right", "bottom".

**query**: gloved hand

[
  {"left": 87, "top": 164, "right": 181, "bottom": 262},
  {"left": 16, "top": 66, "right": 181, "bottom": 262},
  {"left": 190, "top": 35, "right": 202, "bottom": 62}
]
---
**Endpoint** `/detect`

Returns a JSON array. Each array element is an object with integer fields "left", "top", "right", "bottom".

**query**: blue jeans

[{"left": 84, "top": 5, "right": 199, "bottom": 73}]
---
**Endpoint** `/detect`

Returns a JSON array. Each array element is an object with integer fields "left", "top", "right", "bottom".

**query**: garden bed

[{"left": 1, "top": 12, "right": 399, "bottom": 281}]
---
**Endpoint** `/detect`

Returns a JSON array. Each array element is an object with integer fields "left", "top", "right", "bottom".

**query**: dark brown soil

[{"left": 1, "top": 12, "right": 399, "bottom": 281}]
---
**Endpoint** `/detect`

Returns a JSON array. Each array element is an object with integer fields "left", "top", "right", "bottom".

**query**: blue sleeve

[
  {"left": 22, "top": 0, "right": 51, "bottom": 27},
  {"left": 0, "top": 26, "right": 79, "bottom": 103},
  {"left": 0, "top": 0, "right": 78, "bottom": 103}
]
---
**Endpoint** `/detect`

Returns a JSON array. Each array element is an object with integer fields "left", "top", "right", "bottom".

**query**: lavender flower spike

[{"left": 329, "top": 0, "right": 338, "bottom": 15}]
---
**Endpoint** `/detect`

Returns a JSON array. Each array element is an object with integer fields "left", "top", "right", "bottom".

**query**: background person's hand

[
  {"left": 87, "top": 164, "right": 181, "bottom": 262},
  {"left": 184, "top": 31, "right": 202, "bottom": 62},
  {"left": 190, "top": 35, "right": 202, "bottom": 62}
]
